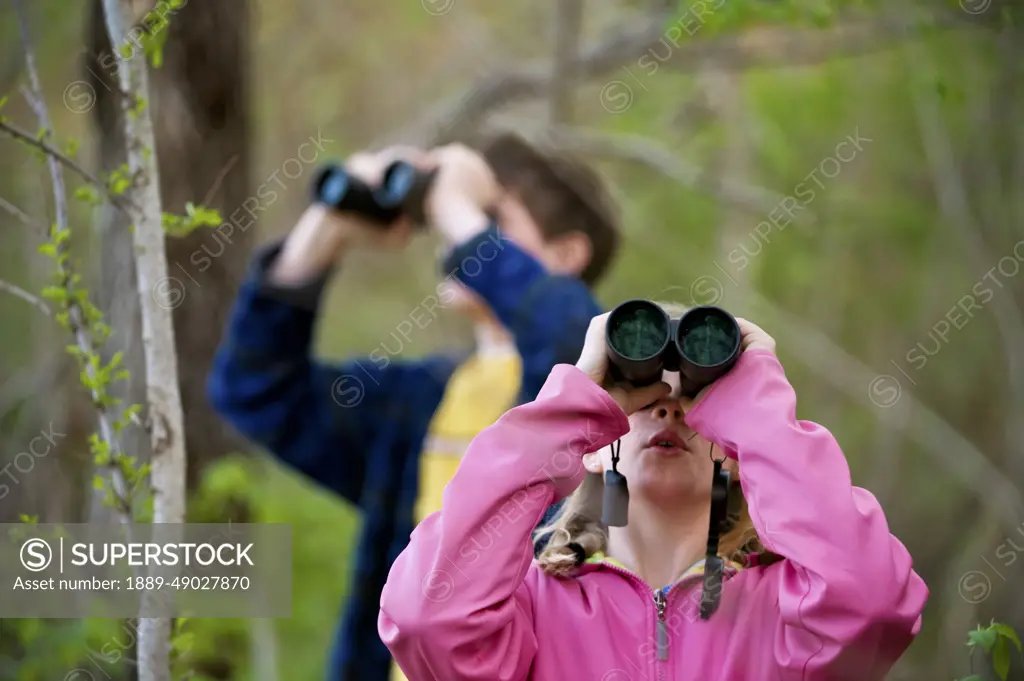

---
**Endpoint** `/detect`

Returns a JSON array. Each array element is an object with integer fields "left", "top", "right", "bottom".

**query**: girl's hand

[
  {"left": 691, "top": 316, "right": 777, "bottom": 404},
  {"left": 575, "top": 313, "right": 671, "bottom": 415},
  {"left": 735, "top": 317, "right": 776, "bottom": 354}
]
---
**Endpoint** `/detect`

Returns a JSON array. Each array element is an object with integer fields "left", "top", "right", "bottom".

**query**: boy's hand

[
  {"left": 341, "top": 145, "right": 431, "bottom": 250},
  {"left": 424, "top": 143, "right": 501, "bottom": 246},
  {"left": 270, "top": 146, "right": 427, "bottom": 285}
]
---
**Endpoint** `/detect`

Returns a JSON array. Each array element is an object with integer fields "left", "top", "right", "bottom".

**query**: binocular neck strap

[
  {"left": 700, "top": 445, "right": 730, "bottom": 620},
  {"left": 601, "top": 440, "right": 630, "bottom": 527}
]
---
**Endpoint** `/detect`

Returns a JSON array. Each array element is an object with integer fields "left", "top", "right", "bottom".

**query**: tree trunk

[
  {"left": 98, "top": 1, "right": 190, "bottom": 680},
  {"left": 87, "top": 0, "right": 252, "bottom": 497}
]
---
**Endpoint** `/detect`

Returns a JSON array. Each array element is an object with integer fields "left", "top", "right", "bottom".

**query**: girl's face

[{"left": 583, "top": 371, "right": 735, "bottom": 505}]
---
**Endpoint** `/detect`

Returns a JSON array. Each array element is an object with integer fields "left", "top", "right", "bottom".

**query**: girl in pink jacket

[{"left": 379, "top": 309, "right": 928, "bottom": 681}]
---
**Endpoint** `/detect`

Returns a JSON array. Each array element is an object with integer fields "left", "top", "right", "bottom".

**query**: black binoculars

[
  {"left": 605, "top": 300, "right": 742, "bottom": 398},
  {"left": 311, "top": 160, "right": 436, "bottom": 226}
]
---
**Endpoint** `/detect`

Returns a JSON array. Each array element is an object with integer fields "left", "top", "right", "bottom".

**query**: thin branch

[
  {"left": 13, "top": 0, "right": 135, "bottom": 526},
  {"left": 747, "top": 290, "right": 1024, "bottom": 527},
  {"left": 545, "top": 124, "right": 810, "bottom": 222},
  {"left": 0, "top": 358, "right": 63, "bottom": 424},
  {"left": 377, "top": 10, "right": 967, "bottom": 147},
  {"left": 0, "top": 278, "right": 51, "bottom": 316},
  {"left": 19, "top": 83, "right": 43, "bottom": 120},
  {"left": 647, "top": 239, "right": 1023, "bottom": 528},
  {"left": 200, "top": 154, "right": 240, "bottom": 207},
  {"left": 657, "top": 11, "right": 969, "bottom": 73},
  {"left": 0, "top": 195, "right": 35, "bottom": 226},
  {"left": 901, "top": 19, "right": 1024, "bottom": 474},
  {"left": 549, "top": 0, "right": 585, "bottom": 124},
  {"left": 0, "top": 119, "right": 137, "bottom": 215},
  {"left": 14, "top": 0, "right": 68, "bottom": 238}
]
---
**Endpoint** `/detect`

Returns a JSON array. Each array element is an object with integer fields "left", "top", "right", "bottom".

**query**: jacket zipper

[
  {"left": 587, "top": 559, "right": 739, "bottom": 678},
  {"left": 654, "top": 588, "right": 669, "bottom": 661},
  {"left": 594, "top": 562, "right": 675, "bottom": 679}
]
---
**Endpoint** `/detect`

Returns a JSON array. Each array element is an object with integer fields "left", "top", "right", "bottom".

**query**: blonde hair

[{"left": 534, "top": 301, "right": 765, "bottom": 578}]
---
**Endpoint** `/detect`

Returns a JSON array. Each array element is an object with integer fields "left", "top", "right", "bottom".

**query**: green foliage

[
  {"left": 141, "top": 0, "right": 187, "bottom": 68},
  {"left": 673, "top": 0, "right": 876, "bottom": 38},
  {"left": 181, "top": 455, "right": 359, "bottom": 680},
  {"left": 37, "top": 212, "right": 145, "bottom": 516},
  {"left": 956, "top": 621, "right": 1024, "bottom": 681},
  {"left": 163, "top": 202, "right": 224, "bottom": 237}
]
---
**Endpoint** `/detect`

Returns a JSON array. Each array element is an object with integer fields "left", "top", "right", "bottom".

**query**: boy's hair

[{"left": 479, "top": 132, "right": 620, "bottom": 286}]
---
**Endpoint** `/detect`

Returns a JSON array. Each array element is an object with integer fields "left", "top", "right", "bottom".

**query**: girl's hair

[{"left": 534, "top": 301, "right": 765, "bottom": 578}]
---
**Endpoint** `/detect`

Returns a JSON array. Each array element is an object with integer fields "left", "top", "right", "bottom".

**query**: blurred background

[{"left": 1, "top": 0, "right": 1023, "bottom": 679}]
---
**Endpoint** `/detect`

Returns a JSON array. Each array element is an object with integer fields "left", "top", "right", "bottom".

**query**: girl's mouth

[{"left": 645, "top": 429, "right": 689, "bottom": 454}]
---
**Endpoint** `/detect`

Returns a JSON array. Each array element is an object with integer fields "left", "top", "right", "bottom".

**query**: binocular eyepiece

[
  {"left": 311, "top": 161, "right": 436, "bottom": 226},
  {"left": 605, "top": 300, "right": 741, "bottom": 398}
]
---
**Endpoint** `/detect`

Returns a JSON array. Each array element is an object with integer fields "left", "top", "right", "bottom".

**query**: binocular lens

[
  {"left": 677, "top": 308, "right": 739, "bottom": 368},
  {"left": 607, "top": 302, "right": 670, "bottom": 361},
  {"left": 378, "top": 162, "right": 416, "bottom": 209},
  {"left": 319, "top": 169, "right": 349, "bottom": 206},
  {"left": 605, "top": 299, "right": 741, "bottom": 393}
]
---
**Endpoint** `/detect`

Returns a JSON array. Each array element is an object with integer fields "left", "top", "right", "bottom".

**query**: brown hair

[
  {"left": 479, "top": 132, "right": 620, "bottom": 286},
  {"left": 534, "top": 301, "right": 768, "bottom": 578}
]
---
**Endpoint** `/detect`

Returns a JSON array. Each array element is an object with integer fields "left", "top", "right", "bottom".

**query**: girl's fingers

[
  {"left": 576, "top": 312, "right": 612, "bottom": 381},
  {"left": 734, "top": 317, "right": 767, "bottom": 346}
]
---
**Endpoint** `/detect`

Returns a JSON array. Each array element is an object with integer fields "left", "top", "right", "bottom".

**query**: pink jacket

[{"left": 379, "top": 349, "right": 929, "bottom": 681}]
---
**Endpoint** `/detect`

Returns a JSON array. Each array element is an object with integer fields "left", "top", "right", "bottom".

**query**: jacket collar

[{"left": 582, "top": 551, "right": 745, "bottom": 588}]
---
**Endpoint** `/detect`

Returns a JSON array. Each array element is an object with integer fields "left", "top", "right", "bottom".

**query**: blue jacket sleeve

[
  {"left": 441, "top": 225, "right": 603, "bottom": 403},
  {"left": 207, "top": 240, "right": 456, "bottom": 505}
]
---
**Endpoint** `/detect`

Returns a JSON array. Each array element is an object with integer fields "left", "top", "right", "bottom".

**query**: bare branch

[
  {"left": 12, "top": 0, "right": 136, "bottom": 526},
  {"left": 657, "top": 12, "right": 968, "bottom": 73},
  {"left": 0, "top": 119, "right": 137, "bottom": 215},
  {"left": 378, "top": 11, "right": 966, "bottom": 147},
  {"left": 0, "top": 194, "right": 35, "bottom": 226},
  {"left": 376, "top": 9, "right": 673, "bottom": 145},
  {"left": 545, "top": 124, "right": 809, "bottom": 221},
  {"left": 0, "top": 278, "right": 51, "bottom": 316},
  {"left": 199, "top": 154, "right": 240, "bottom": 207},
  {"left": 746, "top": 291, "right": 1023, "bottom": 528},
  {"left": 901, "top": 25, "right": 1024, "bottom": 476},
  {"left": 652, "top": 261, "right": 1023, "bottom": 527},
  {"left": 549, "top": 0, "right": 585, "bottom": 124}
]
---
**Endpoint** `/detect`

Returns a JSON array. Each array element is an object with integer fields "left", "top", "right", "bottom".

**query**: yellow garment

[{"left": 391, "top": 351, "right": 521, "bottom": 681}]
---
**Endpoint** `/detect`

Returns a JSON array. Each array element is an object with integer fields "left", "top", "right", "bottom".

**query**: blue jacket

[{"left": 207, "top": 225, "right": 598, "bottom": 681}]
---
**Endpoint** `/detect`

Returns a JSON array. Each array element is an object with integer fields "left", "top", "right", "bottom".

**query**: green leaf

[
  {"left": 992, "top": 623, "right": 1022, "bottom": 653},
  {"left": 172, "top": 631, "right": 195, "bottom": 653},
  {"left": 74, "top": 185, "right": 100, "bottom": 203},
  {"left": 110, "top": 175, "right": 131, "bottom": 195},
  {"left": 38, "top": 243, "right": 57, "bottom": 257},
  {"left": 968, "top": 624, "right": 999, "bottom": 653},
  {"left": 41, "top": 286, "right": 67, "bottom": 301},
  {"left": 993, "top": 636, "right": 1010, "bottom": 681},
  {"left": 0, "top": 95, "right": 7, "bottom": 110}
]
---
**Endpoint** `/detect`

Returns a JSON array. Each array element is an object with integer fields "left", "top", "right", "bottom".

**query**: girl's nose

[{"left": 652, "top": 399, "right": 684, "bottom": 422}]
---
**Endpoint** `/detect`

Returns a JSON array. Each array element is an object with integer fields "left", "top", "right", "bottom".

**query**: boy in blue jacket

[{"left": 207, "top": 134, "right": 620, "bottom": 681}]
